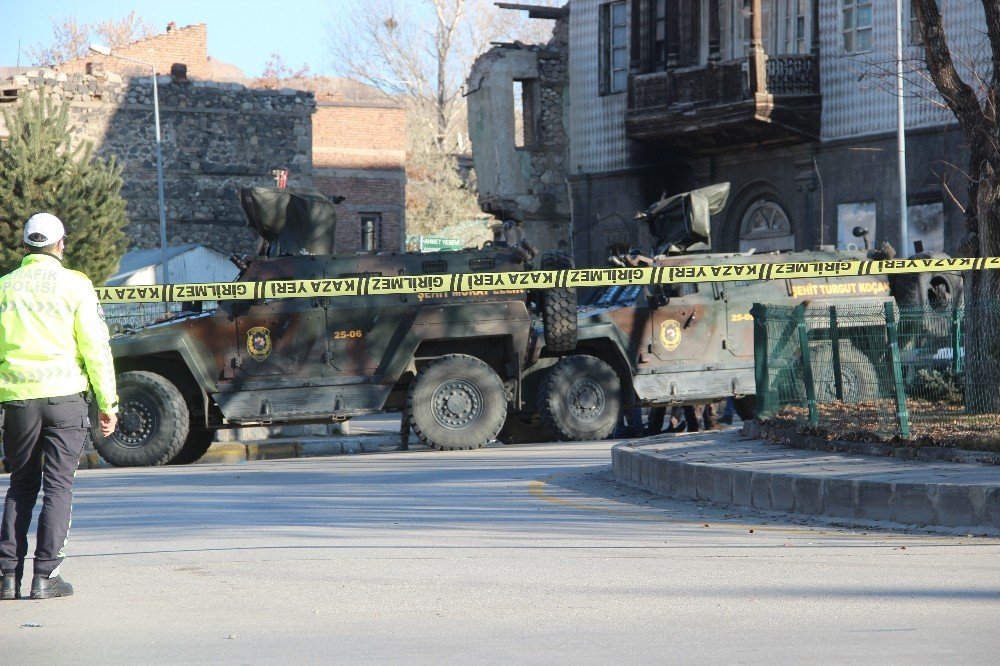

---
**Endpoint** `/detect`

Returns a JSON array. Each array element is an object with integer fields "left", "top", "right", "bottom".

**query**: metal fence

[
  {"left": 103, "top": 302, "right": 217, "bottom": 335},
  {"left": 752, "top": 301, "right": 1000, "bottom": 450}
]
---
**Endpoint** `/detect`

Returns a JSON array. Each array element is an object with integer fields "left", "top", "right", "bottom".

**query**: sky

[{"left": 1, "top": 0, "right": 347, "bottom": 77}]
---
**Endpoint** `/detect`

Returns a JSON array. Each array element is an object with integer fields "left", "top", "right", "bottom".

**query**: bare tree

[
  {"left": 27, "top": 12, "right": 156, "bottom": 66},
  {"left": 328, "top": 0, "right": 557, "bottom": 237},
  {"left": 254, "top": 54, "right": 312, "bottom": 90},
  {"left": 912, "top": 1, "right": 1000, "bottom": 409},
  {"left": 912, "top": 3, "right": 1000, "bottom": 267},
  {"left": 328, "top": 0, "right": 555, "bottom": 150}
]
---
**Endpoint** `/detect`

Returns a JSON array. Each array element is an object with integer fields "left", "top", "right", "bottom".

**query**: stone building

[
  {"left": 0, "top": 22, "right": 407, "bottom": 256},
  {"left": 468, "top": 1, "right": 978, "bottom": 268}
]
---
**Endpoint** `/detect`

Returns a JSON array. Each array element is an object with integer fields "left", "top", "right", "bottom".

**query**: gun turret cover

[
  {"left": 240, "top": 187, "right": 339, "bottom": 256},
  {"left": 638, "top": 182, "right": 730, "bottom": 254}
]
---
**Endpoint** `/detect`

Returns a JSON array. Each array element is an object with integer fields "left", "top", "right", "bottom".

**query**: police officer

[{"left": 0, "top": 213, "right": 118, "bottom": 600}]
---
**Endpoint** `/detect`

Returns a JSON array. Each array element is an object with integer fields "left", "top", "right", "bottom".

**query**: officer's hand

[{"left": 99, "top": 412, "right": 117, "bottom": 437}]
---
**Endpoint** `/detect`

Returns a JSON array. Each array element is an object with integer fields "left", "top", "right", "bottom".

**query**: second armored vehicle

[{"left": 503, "top": 183, "right": 964, "bottom": 443}]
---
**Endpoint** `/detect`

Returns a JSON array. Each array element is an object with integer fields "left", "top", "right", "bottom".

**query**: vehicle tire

[
  {"left": 538, "top": 355, "right": 621, "bottom": 441},
  {"left": 497, "top": 410, "right": 555, "bottom": 445},
  {"left": 733, "top": 396, "right": 756, "bottom": 421},
  {"left": 167, "top": 420, "right": 215, "bottom": 465},
  {"left": 407, "top": 354, "right": 507, "bottom": 451},
  {"left": 91, "top": 371, "right": 190, "bottom": 467},
  {"left": 809, "top": 341, "right": 878, "bottom": 403},
  {"left": 538, "top": 251, "right": 578, "bottom": 353}
]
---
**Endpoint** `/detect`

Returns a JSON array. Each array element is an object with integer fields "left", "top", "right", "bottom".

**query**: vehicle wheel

[
  {"left": 497, "top": 410, "right": 555, "bottom": 445},
  {"left": 809, "top": 341, "right": 878, "bottom": 403},
  {"left": 538, "top": 355, "right": 621, "bottom": 441},
  {"left": 539, "top": 251, "right": 577, "bottom": 353},
  {"left": 91, "top": 371, "right": 190, "bottom": 467},
  {"left": 733, "top": 396, "right": 756, "bottom": 421},
  {"left": 407, "top": 354, "right": 507, "bottom": 451},
  {"left": 167, "top": 420, "right": 215, "bottom": 465}
]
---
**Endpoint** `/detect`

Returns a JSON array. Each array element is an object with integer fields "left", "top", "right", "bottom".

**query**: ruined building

[
  {"left": 468, "top": 4, "right": 572, "bottom": 254},
  {"left": 469, "top": 1, "right": 977, "bottom": 268}
]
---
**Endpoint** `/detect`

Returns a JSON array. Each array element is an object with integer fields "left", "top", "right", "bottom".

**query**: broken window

[
  {"left": 600, "top": 1, "right": 628, "bottom": 94},
  {"left": 513, "top": 79, "right": 538, "bottom": 149},
  {"left": 361, "top": 213, "right": 381, "bottom": 253}
]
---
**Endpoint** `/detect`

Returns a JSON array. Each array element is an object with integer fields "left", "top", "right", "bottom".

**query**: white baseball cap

[{"left": 24, "top": 213, "right": 66, "bottom": 247}]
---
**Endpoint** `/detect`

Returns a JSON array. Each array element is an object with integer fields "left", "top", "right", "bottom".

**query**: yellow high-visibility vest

[{"left": 0, "top": 254, "right": 118, "bottom": 413}]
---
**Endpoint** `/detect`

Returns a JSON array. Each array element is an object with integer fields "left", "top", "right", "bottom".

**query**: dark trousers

[
  {"left": 0, "top": 395, "right": 88, "bottom": 579},
  {"left": 683, "top": 402, "right": 720, "bottom": 431}
]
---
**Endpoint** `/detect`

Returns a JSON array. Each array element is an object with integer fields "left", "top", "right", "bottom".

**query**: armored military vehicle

[
  {"left": 503, "top": 183, "right": 964, "bottom": 444},
  {"left": 92, "top": 187, "right": 576, "bottom": 466}
]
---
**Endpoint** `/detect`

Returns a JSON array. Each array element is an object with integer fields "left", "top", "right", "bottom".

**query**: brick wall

[
  {"left": 313, "top": 171, "right": 405, "bottom": 255},
  {"left": 59, "top": 23, "right": 209, "bottom": 79},
  {"left": 312, "top": 101, "right": 407, "bottom": 253},
  {"left": 313, "top": 103, "right": 406, "bottom": 169}
]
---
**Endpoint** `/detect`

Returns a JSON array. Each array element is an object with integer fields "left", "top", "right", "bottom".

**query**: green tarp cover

[
  {"left": 239, "top": 187, "right": 338, "bottom": 257},
  {"left": 639, "top": 182, "right": 731, "bottom": 252}
]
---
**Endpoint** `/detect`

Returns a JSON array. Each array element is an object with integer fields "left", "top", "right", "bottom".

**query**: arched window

[{"left": 738, "top": 199, "right": 795, "bottom": 252}]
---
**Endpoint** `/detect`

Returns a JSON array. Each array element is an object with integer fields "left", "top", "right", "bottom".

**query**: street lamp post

[
  {"left": 89, "top": 44, "right": 169, "bottom": 287},
  {"left": 895, "top": 0, "right": 909, "bottom": 255}
]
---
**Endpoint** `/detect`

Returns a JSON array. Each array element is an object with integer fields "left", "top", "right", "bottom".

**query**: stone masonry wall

[
  {"left": 0, "top": 68, "right": 315, "bottom": 256},
  {"left": 530, "top": 15, "right": 570, "bottom": 215}
]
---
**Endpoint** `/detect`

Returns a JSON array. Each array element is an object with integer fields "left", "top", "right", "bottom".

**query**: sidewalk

[
  {"left": 612, "top": 426, "right": 1000, "bottom": 534},
  {"left": 78, "top": 415, "right": 405, "bottom": 469}
]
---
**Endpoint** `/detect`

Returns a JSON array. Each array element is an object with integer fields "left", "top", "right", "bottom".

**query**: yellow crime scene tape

[{"left": 94, "top": 256, "right": 985, "bottom": 304}]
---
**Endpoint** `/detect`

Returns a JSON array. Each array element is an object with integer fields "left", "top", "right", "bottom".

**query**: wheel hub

[
  {"left": 569, "top": 379, "right": 605, "bottom": 421},
  {"left": 114, "top": 398, "right": 157, "bottom": 448},
  {"left": 432, "top": 379, "right": 483, "bottom": 430}
]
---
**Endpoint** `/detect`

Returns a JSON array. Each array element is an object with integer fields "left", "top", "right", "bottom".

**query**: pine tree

[{"left": 0, "top": 90, "right": 127, "bottom": 282}]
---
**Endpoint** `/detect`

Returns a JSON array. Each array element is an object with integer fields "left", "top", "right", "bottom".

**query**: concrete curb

[
  {"left": 78, "top": 434, "right": 399, "bottom": 469},
  {"left": 611, "top": 430, "right": 1000, "bottom": 533}
]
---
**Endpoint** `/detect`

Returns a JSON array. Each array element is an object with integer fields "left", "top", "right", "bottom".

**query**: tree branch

[{"left": 914, "top": 0, "right": 989, "bottom": 148}]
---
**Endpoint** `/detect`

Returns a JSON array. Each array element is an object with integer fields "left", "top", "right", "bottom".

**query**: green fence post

[
  {"left": 829, "top": 306, "right": 843, "bottom": 401},
  {"left": 952, "top": 307, "right": 964, "bottom": 375},
  {"left": 796, "top": 304, "right": 818, "bottom": 427},
  {"left": 750, "top": 303, "right": 772, "bottom": 416},
  {"left": 884, "top": 302, "right": 911, "bottom": 438}
]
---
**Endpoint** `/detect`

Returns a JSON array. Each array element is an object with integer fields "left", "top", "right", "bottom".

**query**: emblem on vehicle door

[
  {"left": 659, "top": 319, "right": 682, "bottom": 351},
  {"left": 247, "top": 326, "right": 272, "bottom": 362}
]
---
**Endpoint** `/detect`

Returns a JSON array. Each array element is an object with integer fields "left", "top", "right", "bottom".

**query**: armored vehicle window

[
  {"left": 421, "top": 260, "right": 449, "bottom": 274},
  {"left": 592, "top": 284, "right": 643, "bottom": 308},
  {"left": 470, "top": 258, "right": 496, "bottom": 271}
]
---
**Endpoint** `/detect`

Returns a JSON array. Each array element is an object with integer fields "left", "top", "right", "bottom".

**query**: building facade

[
  {"left": 470, "top": 1, "right": 981, "bottom": 267},
  {"left": 1, "top": 23, "right": 407, "bottom": 256}
]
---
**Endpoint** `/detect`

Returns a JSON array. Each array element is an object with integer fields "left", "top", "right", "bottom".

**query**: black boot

[
  {"left": 30, "top": 574, "right": 73, "bottom": 599},
  {"left": 1, "top": 573, "right": 20, "bottom": 600}
]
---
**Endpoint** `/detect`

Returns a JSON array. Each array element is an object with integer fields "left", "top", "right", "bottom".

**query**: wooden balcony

[{"left": 625, "top": 55, "right": 821, "bottom": 153}]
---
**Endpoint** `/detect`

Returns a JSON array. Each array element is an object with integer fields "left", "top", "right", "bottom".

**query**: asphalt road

[{"left": 3, "top": 440, "right": 999, "bottom": 664}]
